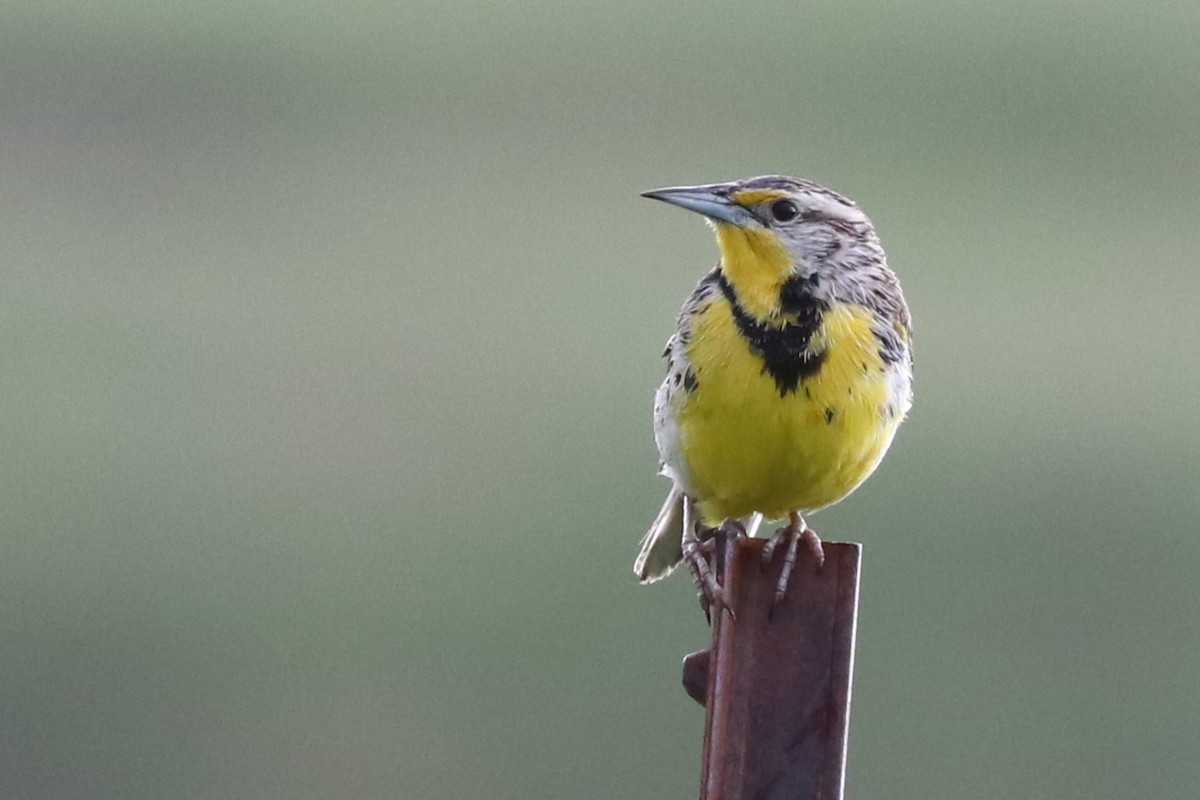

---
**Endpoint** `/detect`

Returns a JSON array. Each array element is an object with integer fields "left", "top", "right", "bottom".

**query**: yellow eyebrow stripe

[{"left": 731, "top": 189, "right": 787, "bottom": 206}]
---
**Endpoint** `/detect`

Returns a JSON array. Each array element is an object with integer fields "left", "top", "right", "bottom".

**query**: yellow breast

[{"left": 677, "top": 299, "right": 903, "bottom": 524}]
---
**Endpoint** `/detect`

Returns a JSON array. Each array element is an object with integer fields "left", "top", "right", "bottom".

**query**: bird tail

[{"left": 633, "top": 485, "right": 685, "bottom": 584}]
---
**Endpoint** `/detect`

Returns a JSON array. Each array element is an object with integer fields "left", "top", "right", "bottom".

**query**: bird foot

[
  {"left": 684, "top": 515, "right": 749, "bottom": 622},
  {"left": 683, "top": 535, "right": 727, "bottom": 622},
  {"left": 761, "top": 512, "right": 824, "bottom": 608}
]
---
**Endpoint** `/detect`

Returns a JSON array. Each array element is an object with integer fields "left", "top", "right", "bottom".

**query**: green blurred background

[{"left": 3, "top": 1, "right": 1199, "bottom": 797}]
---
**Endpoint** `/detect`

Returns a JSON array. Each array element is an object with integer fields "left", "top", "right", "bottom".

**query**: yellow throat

[{"left": 713, "top": 223, "right": 794, "bottom": 320}]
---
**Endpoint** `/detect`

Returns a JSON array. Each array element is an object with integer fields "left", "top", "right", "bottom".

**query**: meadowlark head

[{"left": 642, "top": 174, "right": 888, "bottom": 316}]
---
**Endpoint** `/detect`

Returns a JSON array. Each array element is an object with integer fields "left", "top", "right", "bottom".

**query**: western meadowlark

[{"left": 633, "top": 174, "right": 912, "bottom": 612}]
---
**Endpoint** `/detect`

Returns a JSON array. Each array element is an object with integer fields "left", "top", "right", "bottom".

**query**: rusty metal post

[{"left": 681, "top": 536, "right": 861, "bottom": 800}]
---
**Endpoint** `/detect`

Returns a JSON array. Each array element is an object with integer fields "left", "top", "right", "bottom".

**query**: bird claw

[
  {"left": 684, "top": 532, "right": 736, "bottom": 622},
  {"left": 762, "top": 513, "right": 824, "bottom": 610},
  {"left": 682, "top": 504, "right": 746, "bottom": 622}
]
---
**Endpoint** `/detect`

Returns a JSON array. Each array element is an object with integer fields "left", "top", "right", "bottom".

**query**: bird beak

[{"left": 641, "top": 182, "right": 756, "bottom": 227}]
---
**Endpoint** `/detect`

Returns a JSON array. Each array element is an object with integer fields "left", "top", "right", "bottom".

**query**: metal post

[{"left": 682, "top": 536, "right": 862, "bottom": 800}]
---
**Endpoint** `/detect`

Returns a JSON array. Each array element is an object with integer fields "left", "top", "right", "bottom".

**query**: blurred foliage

[{"left": 2, "top": 1, "right": 1199, "bottom": 798}]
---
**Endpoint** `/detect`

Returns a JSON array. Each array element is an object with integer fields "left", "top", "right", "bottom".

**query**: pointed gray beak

[{"left": 641, "top": 182, "right": 757, "bottom": 227}]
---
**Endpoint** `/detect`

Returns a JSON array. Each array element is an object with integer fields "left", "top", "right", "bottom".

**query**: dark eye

[{"left": 769, "top": 199, "right": 799, "bottom": 223}]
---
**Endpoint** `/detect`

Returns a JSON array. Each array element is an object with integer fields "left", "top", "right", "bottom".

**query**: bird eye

[{"left": 769, "top": 199, "right": 799, "bottom": 223}]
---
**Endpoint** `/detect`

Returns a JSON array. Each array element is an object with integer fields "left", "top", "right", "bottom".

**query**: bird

[{"left": 633, "top": 174, "right": 912, "bottom": 613}]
